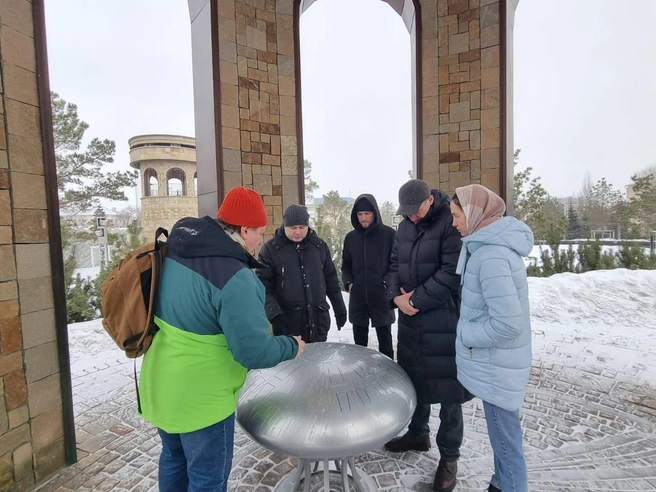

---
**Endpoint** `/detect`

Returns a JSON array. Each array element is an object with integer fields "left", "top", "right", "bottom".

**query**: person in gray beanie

[
  {"left": 383, "top": 179, "right": 472, "bottom": 492},
  {"left": 257, "top": 204, "right": 347, "bottom": 343}
]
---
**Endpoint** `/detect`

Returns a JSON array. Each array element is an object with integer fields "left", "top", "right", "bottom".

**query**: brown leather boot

[
  {"left": 433, "top": 459, "right": 457, "bottom": 492},
  {"left": 383, "top": 432, "right": 431, "bottom": 453}
]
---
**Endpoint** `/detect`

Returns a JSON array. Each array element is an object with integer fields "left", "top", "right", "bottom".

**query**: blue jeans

[
  {"left": 158, "top": 414, "right": 235, "bottom": 492},
  {"left": 483, "top": 401, "right": 528, "bottom": 492}
]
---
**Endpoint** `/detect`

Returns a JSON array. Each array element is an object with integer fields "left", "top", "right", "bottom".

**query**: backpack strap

[
  {"left": 154, "top": 227, "right": 168, "bottom": 250},
  {"left": 133, "top": 227, "right": 168, "bottom": 413}
]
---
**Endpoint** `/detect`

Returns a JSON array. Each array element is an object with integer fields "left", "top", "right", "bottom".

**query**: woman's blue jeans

[
  {"left": 158, "top": 414, "right": 235, "bottom": 492},
  {"left": 483, "top": 401, "right": 528, "bottom": 492}
]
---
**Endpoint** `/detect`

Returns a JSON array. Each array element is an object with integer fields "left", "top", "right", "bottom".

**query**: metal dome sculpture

[{"left": 237, "top": 342, "right": 417, "bottom": 491}]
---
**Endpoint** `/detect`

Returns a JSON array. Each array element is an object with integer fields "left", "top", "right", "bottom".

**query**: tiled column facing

[
  {"left": 0, "top": 1, "right": 66, "bottom": 489},
  {"left": 215, "top": 0, "right": 299, "bottom": 234},
  {"left": 421, "top": 0, "right": 503, "bottom": 195}
]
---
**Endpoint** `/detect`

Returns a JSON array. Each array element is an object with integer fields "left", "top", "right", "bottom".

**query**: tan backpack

[{"left": 101, "top": 228, "right": 168, "bottom": 358}]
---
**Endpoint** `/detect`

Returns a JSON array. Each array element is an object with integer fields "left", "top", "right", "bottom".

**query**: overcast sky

[{"left": 44, "top": 0, "right": 656, "bottom": 209}]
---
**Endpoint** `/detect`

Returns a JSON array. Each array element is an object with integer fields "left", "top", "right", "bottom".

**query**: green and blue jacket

[{"left": 139, "top": 216, "right": 298, "bottom": 433}]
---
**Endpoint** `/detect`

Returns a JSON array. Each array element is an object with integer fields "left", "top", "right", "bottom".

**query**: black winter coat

[
  {"left": 257, "top": 227, "right": 347, "bottom": 343},
  {"left": 385, "top": 190, "right": 473, "bottom": 405},
  {"left": 342, "top": 194, "right": 396, "bottom": 327}
]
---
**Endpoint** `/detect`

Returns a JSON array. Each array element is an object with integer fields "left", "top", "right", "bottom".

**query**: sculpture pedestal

[{"left": 274, "top": 458, "right": 376, "bottom": 492}]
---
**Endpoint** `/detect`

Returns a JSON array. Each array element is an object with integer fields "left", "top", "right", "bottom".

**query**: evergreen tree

[
  {"left": 621, "top": 172, "right": 656, "bottom": 238},
  {"left": 379, "top": 201, "right": 396, "bottom": 227},
  {"left": 513, "top": 150, "right": 566, "bottom": 241},
  {"left": 313, "top": 191, "right": 351, "bottom": 289},
  {"left": 52, "top": 92, "right": 137, "bottom": 216},
  {"left": 53, "top": 92, "right": 137, "bottom": 322},
  {"left": 581, "top": 177, "right": 624, "bottom": 234},
  {"left": 303, "top": 159, "right": 319, "bottom": 203},
  {"left": 566, "top": 204, "right": 583, "bottom": 240}
]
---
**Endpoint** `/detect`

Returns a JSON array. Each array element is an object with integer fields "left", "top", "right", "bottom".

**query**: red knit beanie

[{"left": 216, "top": 187, "right": 268, "bottom": 227}]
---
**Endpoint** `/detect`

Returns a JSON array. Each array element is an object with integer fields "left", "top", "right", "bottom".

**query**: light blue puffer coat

[{"left": 455, "top": 216, "right": 534, "bottom": 411}]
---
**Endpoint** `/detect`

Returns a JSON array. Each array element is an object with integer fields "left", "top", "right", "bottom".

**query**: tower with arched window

[{"left": 129, "top": 134, "right": 198, "bottom": 241}]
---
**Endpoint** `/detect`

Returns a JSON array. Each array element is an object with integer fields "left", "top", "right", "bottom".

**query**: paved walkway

[{"left": 36, "top": 322, "right": 656, "bottom": 491}]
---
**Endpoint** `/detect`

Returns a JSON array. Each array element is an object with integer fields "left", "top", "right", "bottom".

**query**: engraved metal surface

[{"left": 236, "top": 343, "right": 417, "bottom": 461}]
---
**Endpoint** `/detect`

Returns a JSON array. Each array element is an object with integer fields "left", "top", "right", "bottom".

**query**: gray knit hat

[
  {"left": 396, "top": 179, "right": 431, "bottom": 216},
  {"left": 283, "top": 204, "right": 310, "bottom": 227}
]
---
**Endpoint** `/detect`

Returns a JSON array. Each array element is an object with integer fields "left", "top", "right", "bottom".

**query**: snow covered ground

[
  {"left": 67, "top": 269, "right": 656, "bottom": 402},
  {"left": 45, "top": 268, "right": 656, "bottom": 491}
]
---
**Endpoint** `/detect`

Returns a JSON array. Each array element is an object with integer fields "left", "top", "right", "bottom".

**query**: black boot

[
  {"left": 487, "top": 484, "right": 502, "bottom": 492},
  {"left": 384, "top": 432, "right": 431, "bottom": 453},
  {"left": 433, "top": 459, "right": 457, "bottom": 492}
]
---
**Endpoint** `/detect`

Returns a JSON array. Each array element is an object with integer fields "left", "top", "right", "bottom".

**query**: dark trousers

[
  {"left": 408, "top": 402, "right": 463, "bottom": 461},
  {"left": 352, "top": 324, "right": 394, "bottom": 359}
]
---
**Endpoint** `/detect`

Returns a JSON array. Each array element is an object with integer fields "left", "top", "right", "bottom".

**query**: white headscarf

[{"left": 455, "top": 184, "right": 506, "bottom": 236}]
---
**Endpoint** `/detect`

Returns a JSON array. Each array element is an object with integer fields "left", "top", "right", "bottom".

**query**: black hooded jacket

[
  {"left": 341, "top": 194, "right": 396, "bottom": 327},
  {"left": 385, "top": 190, "right": 473, "bottom": 405},
  {"left": 256, "top": 227, "right": 347, "bottom": 343}
]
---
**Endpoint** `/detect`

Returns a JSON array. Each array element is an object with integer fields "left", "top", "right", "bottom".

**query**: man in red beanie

[{"left": 140, "top": 186, "right": 305, "bottom": 492}]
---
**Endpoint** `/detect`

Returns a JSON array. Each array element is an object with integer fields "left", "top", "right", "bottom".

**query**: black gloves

[
  {"left": 336, "top": 314, "right": 347, "bottom": 331},
  {"left": 271, "top": 316, "right": 286, "bottom": 335}
]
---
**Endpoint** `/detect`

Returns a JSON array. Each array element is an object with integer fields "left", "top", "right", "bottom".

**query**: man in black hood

[
  {"left": 341, "top": 194, "right": 396, "bottom": 358},
  {"left": 257, "top": 204, "right": 347, "bottom": 343}
]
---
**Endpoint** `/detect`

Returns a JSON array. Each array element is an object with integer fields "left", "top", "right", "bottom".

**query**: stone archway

[{"left": 188, "top": 0, "right": 519, "bottom": 226}]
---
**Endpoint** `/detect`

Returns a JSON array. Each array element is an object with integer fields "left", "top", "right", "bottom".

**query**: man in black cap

[
  {"left": 341, "top": 194, "right": 396, "bottom": 358},
  {"left": 383, "top": 179, "right": 472, "bottom": 492},
  {"left": 257, "top": 204, "right": 347, "bottom": 343}
]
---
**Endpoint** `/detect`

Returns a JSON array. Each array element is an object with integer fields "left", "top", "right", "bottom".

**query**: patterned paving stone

[{"left": 35, "top": 326, "right": 656, "bottom": 491}]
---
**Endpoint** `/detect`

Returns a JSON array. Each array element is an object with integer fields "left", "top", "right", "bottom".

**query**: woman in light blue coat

[{"left": 450, "top": 184, "right": 534, "bottom": 492}]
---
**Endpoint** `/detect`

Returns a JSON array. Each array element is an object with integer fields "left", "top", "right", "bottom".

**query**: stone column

[
  {"left": 0, "top": 0, "right": 71, "bottom": 488},
  {"left": 420, "top": 0, "right": 516, "bottom": 201}
]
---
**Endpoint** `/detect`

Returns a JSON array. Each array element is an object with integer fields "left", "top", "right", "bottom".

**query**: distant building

[
  {"left": 129, "top": 134, "right": 198, "bottom": 240},
  {"left": 626, "top": 183, "right": 637, "bottom": 201}
]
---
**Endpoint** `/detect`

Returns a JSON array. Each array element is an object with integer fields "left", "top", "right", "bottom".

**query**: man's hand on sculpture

[{"left": 293, "top": 336, "right": 305, "bottom": 358}]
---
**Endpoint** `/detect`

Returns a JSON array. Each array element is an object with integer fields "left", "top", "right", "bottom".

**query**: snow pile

[
  {"left": 528, "top": 269, "right": 656, "bottom": 327},
  {"left": 67, "top": 318, "right": 128, "bottom": 380},
  {"left": 66, "top": 269, "right": 656, "bottom": 381}
]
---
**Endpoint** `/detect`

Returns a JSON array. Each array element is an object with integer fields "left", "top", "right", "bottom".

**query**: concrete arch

[
  {"left": 188, "top": 0, "right": 519, "bottom": 225},
  {"left": 166, "top": 167, "right": 188, "bottom": 196},
  {"left": 144, "top": 167, "right": 159, "bottom": 197}
]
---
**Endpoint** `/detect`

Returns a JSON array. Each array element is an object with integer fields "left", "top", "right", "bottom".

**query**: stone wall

[
  {"left": 141, "top": 196, "right": 199, "bottom": 241},
  {"left": 0, "top": 0, "right": 67, "bottom": 489}
]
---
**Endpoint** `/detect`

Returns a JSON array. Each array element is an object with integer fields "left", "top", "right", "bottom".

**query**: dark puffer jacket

[
  {"left": 385, "top": 190, "right": 473, "bottom": 405},
  {"left": 342, "top": 194, "right": 396, "bottom": 327},
  {"left": 257, "top": 227, "right": 347, "bottom": 343}
]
